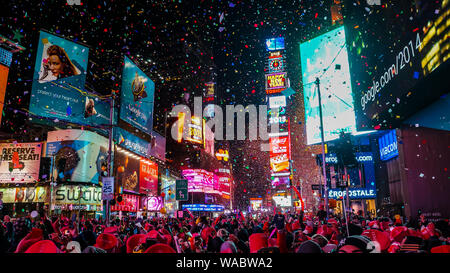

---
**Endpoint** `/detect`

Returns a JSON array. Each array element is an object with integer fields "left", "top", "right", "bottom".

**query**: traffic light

[{"left": 335, "top": 131, "right": 358, "bottom": 168}]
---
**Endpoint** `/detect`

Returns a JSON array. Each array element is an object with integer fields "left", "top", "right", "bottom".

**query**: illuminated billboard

[
  {"left": 0, "top": 142, "right": 42, "bottom": 183},
  {"left": 29, "top": 31, "right": 110, "bottom": 127},
  {"left": 46, "top": 129, "right": 108, "bottom": 184},
  {"left": 187, "top": 116, "right": 203, "bottom": 144},
  {"left": 269, "top": 136, "right": 290, "bottom": 174},
  {"left": 120, "top": 56, "right": 155, "bottom": 135},
  {"left": 268, "top": 57, "right": 285, "bottom": 73},
  {"left": 182, "top": 169, "right": 216, "bottom": 194},
  {"left": 300, "top": 26, "right": 356, "bottom": 145},
  {"left": 250, "top": 198, "right": 263, "bottom": 210},
  {"left": 266, "top": 37, "right": 285, "bottom": 51},
  {"left": 345, "top": 0, "right": 449, "bottom": 129},
  {"left": 265, "top": 72, "right": 287, "bottom": 94}
]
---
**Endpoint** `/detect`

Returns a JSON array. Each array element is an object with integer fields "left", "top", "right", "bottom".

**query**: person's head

[
  {"left": 312, "top": 234, "right": 329, "bottom": 248},
  {"left": 296, "top": 240, "right": 323, "bottom": 253},
  {"left": 338, "top": 235, "right": 372, "bottom": 253},
  {"left": 46, "top": 45, "right": 78, "bottom": 78},
  {"left": 220, "top": 241, "right": 237, "bottom": 253},
  {"left": 217, "top": 228, "right": 229, "bottom": 240}
]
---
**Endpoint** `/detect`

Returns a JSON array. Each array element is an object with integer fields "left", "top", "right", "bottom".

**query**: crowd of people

[{"left": 0, "top": 207, "right": 449, "bottom": 254}]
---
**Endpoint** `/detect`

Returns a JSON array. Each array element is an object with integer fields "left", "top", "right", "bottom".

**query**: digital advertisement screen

[
  {"left": 300, "top": 26, "right": 357, "bottom": 145},
  {"left": 114, "top": 147, "right": 140, "bottom": 193},
  {"left": 46, "top": 129, "right": 108, "bottom": 184},
  {"left": 182, "top": 169, "right": 216, "bottom": 194},
  {"left": 0, "top": 186, "right": 47, "bottom": 203},
  {"left": 139, "top": 159, "right": 158, "bottom": 195},
  {"left": 29, "top": 31, "right": 110, "bottom": 127},
  {"left": 269, "top": 136, "right": 290, "bottom": 174},
  {"left": 0, "top": 142, "right": 42, "bottom": 183},
  {"left": 344, "top": 0, "right": 449, "bottom": 129},
  {"left": 265, "top": 72, "right": 287, "bottom": 90},
  {"left": 113, "top": 127, "right": 150, "bottom": 158},
  {"left": 250, "top": 198, "right": 263, "bottom": 210},
  {"left": 268, "top": 57, "right": 285, "bottom": 73},
  {"left": 187, "top": 116, "right": 203, "bottom": 144},
  {"left": 266, "top": 37, "right": 285, "bottom": 51},
  {"left": 120, "top": 56, "right": 155, "bottom": 135}
]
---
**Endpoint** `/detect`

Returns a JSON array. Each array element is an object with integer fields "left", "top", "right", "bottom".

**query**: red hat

[
  {"left": 327, "top": 218, "right": 338, "bottom": 225},
  {"left": 390, "top": 226, "right": 408, "bottom": 243},
  {"left": 430, "top": 245, "right": 450, "bottom": 253},
  {"left": 406, "top": 228, "right": 423, "bottom": 239},
  {"left": 292, "top": 220, "right": 301, "bottom": 231},
  {"left": 368, "top": 221, "right": 379, "bottom": 229},
  {"left": 103, "top": 226, "right": 118, "bottom": 235},
  {"left": 201, "top": 227, "right": 215, "bottom": 244},
  {"left": 95, "top": 233, "right": 118, "bottom": 251},
  {"left": 25, "top": 240, "right": 60, "bottom": 253},
  {"left": 362, "top": 229, "right": 390, "bottom": 252},
  {"left": 126, "top": 234, "right": 147, "bottom": 253},
  {"left": 15, "top": 228, "right": 44, "bottom": 253},
  {"left": 249, "top": 233, "right": 268, "bottom": 253},
  {"left": 147, "top": 230, "right": 166, "bottom": 244},
  {"left": 144, "top": 243, "right": 176, "bottom": 253}
]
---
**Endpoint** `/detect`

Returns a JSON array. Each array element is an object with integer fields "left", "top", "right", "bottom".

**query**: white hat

[{"left": 66, "top": 241, "right": 81, "bottom": 253}]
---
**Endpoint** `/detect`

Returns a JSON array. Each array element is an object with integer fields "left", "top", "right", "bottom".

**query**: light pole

[{"left": 315, "top": 78, "right": 329, "bottom": 219}]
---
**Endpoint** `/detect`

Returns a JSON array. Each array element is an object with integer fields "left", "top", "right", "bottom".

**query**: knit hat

[
  {"left": 15, "top": 228, "right": 44, "bottom": 253},
  {"left": 144, "top": 243, "right": 176, "bottom": 253},
  {"left": 296, "top": 240, "right": 323, "bottom": 253},
  {"left": 340, "top": 235, "right": 372, "bottom": 253},
  {"left": 25, "top": 240, "right": 60, "bottom": 253},
  {"left": 312, "top": 234, "right": 329, "bottom": 248},
  {"left": 126, "top": 234, "right": 147, "bottom": 253},
  {"left": 95, "top": 233, "right": 118, "bottom": 251},
  {"left": 220, "top": 241, "right": 237, "bottom": 253},
  {"left": 362, "top": 229, "right": 390, "bottom": 252},
  {"left": 249, "top": 233, "right": 268, "bottom": 253}
]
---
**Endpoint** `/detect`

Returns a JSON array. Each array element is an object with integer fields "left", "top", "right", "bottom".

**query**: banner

[
  {"left": 29, "top": 31, "right": 110, "bottom": 126},
  {"left": 149, "top": 131, "right": 166, "bottom": 161},
  {"left": 0, "top": 142, "right": 42, "bottom": 183},
  {"left": 0, "top": 186, "right": 47, "bottom": 203},
  {"left": 120, "top": 56, "right": 155, "bottom": 135},
  {"left": 46, "top": 129, "right": 108, "bottom": 184}
]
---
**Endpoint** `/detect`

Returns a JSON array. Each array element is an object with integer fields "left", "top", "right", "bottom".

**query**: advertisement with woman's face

[{"left": 29, "top": 31, "right": 110, "bottom": 127}]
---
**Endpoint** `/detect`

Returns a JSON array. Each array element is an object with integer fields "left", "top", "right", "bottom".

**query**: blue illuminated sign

[
  {"left": 378, "top": 130, "right": 399, "bottom": 161},
  {"left": 328, "top": 152, "right": 377, "bottom": 200},
  {"left": 113, "top": 127, "right": 150, "bottom": 158},
  {"left": 182, "top": 204, "right": 224, "bottom": 212},
  {"left": 325, "top": 152, "right": 373, "bottom": 164},
  {"left": 266, "top": 37, "right": 285, "bottom": 51},
  {"left": 328, "top": 189, "right": 376, "bottom": 199}
]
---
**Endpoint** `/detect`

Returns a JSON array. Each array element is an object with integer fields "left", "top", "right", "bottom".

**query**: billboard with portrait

[
  {"left": 300, "top": 26, "right": 357, "bottom": 145},
  {"left": 120, "top": 56, "right": 155, "bottom": 135},
  {"left": 0, "top": 142, "right": 42, "bottom": 183},
  {"left": 29, "top": 31, "right": 110, "bottom": 126},
  {"left": 46, "top": 129, "right": 108, "bottom": 184}
]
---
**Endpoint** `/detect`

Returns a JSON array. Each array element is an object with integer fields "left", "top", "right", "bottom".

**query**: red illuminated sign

[
  {"left": 139, "top": 160, "right": 158, "bottom": 195},
  {"left": 269, "top": 136, "right": 290, "bottom": 173}
]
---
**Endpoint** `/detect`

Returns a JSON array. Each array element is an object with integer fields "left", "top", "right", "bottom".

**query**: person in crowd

[{"left": 0, "top": 209, "right": 448, "bottom": 254}]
